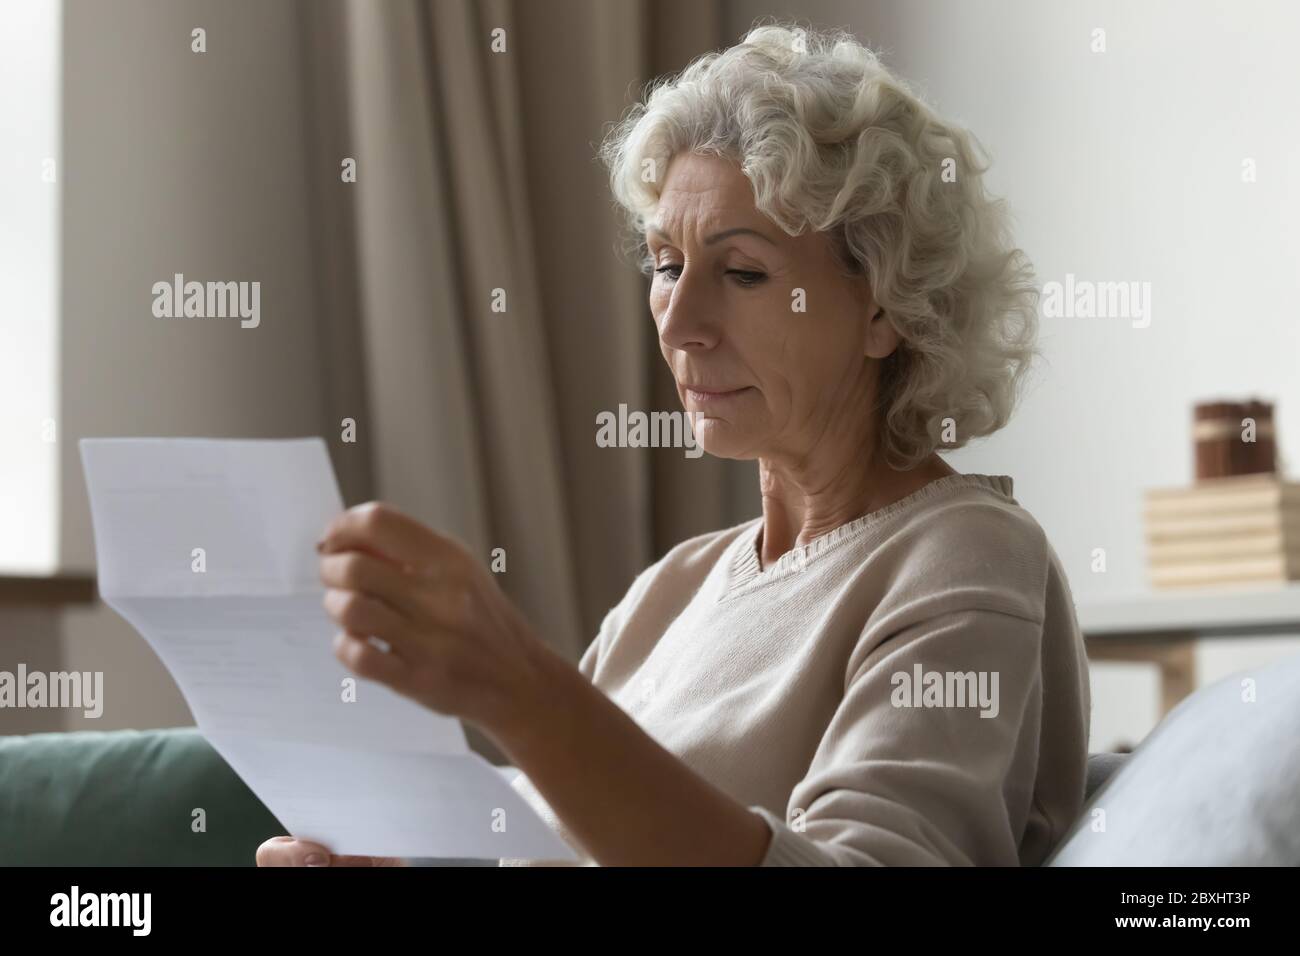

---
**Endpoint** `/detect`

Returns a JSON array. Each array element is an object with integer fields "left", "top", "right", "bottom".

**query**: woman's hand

[
  {"left": 255, "top": 836, "right": 406, "bottom": 867},
  {"left": 312, "top": 503, "right": 769, "bottom": 866},
  {"left": 317, "top": 501, "right": 565, "bottom": 746}
]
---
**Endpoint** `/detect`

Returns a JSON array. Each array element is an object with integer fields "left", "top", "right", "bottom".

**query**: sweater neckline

[{"left": 723, "top": 473, "right": 1015, "bottom": 596}]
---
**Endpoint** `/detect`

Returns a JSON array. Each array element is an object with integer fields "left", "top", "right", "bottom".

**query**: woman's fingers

[
  {"left": 319, "top": 502, "right": 456, "bottom": 570},
  {"left": 319, "top": 551, "right": 424, "bottom": 621},
  {"left": 327, "top": 854, "right": 408, "bottom": 867},
  {"left": 323, "top": 587, "right": 450, "bottom": 670},
  {"left": 255, "top": 836, "right": 333, "bottom": 867},
  {"left": 320, "top": 554, "right": 479, "bottom": 640},
  {"left": 322, "top": 588, "right": 411, "bottom": 642},
  {"left": 254, "top": 836, "right": 407, "bottom": 867},
  {"left": 314, "top": 500, "right": 542, "bottom": 731},
  {"left": 332, "top": 631, "right": 419, "bottom": 693}
]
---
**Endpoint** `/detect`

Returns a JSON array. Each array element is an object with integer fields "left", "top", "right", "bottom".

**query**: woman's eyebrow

[{"left": 648, "top": 225, "right": 778, "bottom": 246}]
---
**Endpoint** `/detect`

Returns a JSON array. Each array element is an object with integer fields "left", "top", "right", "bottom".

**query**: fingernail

[
  {"left": 304, "top": 853, "right": 329, "bottom": 866},
  {"left": 315, "top": 539, "right": 326, "bottom": 553}
]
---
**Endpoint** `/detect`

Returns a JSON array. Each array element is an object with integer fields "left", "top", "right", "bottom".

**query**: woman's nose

[{"left": 657, "top": 269, "right": 721, "bottom": 352}]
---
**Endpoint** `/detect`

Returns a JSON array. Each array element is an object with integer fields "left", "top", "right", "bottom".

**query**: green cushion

[{"left": 0, "top": 728, "right": 284, "bottom": 865}]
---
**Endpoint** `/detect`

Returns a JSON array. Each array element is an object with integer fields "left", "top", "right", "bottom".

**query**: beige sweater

[{"left": 499, "top": 473, "right": 1091, "bottom": 866}]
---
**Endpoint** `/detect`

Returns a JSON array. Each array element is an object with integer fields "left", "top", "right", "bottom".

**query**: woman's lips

[{"left": 684, "top": 386, "right": 752, "bottom": 405}]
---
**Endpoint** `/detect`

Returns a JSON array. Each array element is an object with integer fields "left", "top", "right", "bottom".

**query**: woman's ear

[{"left": 862, "top": 294, "right": 900, "bottom": 360}]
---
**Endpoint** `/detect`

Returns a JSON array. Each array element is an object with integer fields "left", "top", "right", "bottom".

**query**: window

[{"left": 0, "top": 0, "right": 62, "bottom": 572}]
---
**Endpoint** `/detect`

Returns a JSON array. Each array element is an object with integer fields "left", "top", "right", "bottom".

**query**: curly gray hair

[{"left": 599, "top": 21, "right": 1041, "bottom": 470}]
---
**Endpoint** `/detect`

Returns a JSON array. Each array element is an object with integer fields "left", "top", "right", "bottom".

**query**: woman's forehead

[
  {"left": 657, "top": 153, "right": 753, "bottom": 198},
  {"left": 648, "top": 208, "right": 767, "bottom": 239}
]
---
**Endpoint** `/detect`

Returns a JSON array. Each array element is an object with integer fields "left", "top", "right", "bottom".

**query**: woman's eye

[
  {"left": 654, "top": 265, "right": 767, "bottom": 288},
  {"left": 728, "top": 270, "right": 767, "bottom": 287}
]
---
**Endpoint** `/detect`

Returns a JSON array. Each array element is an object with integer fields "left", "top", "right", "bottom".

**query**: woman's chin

[{"left": 690, "top": 420, "right": 758, "bottom": 461}]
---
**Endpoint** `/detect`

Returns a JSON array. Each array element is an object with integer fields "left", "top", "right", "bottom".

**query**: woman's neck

[{"left": 755, "top": 450, "right": 957, "bottom": 569}]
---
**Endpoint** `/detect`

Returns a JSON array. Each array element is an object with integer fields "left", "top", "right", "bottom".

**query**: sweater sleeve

[{"left": 748, "top": 605, "right": 1047, "bottom": 866}]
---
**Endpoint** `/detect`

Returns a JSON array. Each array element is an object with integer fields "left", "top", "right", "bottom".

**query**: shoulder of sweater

[
  {"left": 872, "top": 487, "right": 1054, "bottom": 622},
  {"left": 898, "top": 486, "right": 1049, "bottom": 556}
]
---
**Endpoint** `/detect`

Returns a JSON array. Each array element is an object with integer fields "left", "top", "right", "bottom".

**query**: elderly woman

[{"left": 258, "top": 24, "right": 1089, "bottom": 868}]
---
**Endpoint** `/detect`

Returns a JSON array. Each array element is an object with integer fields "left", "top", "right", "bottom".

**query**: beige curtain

[{"left": 299, "top": 1, "right": 753, "bottom": 744}]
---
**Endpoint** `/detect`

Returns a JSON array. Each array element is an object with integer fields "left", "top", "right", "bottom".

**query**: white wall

[{"left": 725, "top": 0, "right": 1300, "bottom": 748}]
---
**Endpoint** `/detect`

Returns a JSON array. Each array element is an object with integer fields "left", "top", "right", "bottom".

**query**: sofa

[
  {"left": 0, "top": 726, "right": 1117, "bottom": 866},
  {"left": 0, "top": 727, "right": 282, "bottom": 866},
  {"left": 3, "top": 650, "right": 1296, "bottom": 865}
]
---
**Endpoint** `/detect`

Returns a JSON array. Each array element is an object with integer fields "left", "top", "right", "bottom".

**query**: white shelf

[{"left": 1077, "top": 582, "right": 1300, "bottom": 640}]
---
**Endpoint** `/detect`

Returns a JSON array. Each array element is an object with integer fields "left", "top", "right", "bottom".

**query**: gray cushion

[
  {"left": 1048, "top": 651, "right": 1300, "bottom": 865},
  {"left": 1084, "top": 752, "right": 1128, "bottom": 802}
]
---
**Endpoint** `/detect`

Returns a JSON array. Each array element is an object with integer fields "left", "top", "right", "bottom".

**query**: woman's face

[{"left": 646, "top": 152, "right": 898, "bottom": 462}]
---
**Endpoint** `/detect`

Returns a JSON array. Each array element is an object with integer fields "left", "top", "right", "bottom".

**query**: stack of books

[{"left": 1144, "top": 474, "right": 1300, "bottom": 589}]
